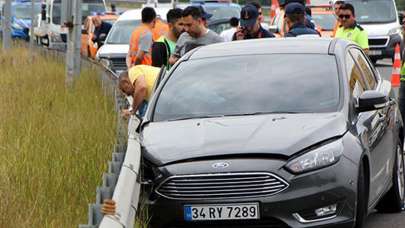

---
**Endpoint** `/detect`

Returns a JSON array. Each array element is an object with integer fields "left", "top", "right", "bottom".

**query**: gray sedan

[{"left": 140, "top": 38, "right": 405, "bottom": 228}]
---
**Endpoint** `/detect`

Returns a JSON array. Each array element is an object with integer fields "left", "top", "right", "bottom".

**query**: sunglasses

[{"left": 339, "top": 14, "right": 352, "bottom": 19}]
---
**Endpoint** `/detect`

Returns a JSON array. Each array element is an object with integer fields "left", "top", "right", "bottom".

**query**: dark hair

[
  {"left": 142, "top": 7, "right": 157, "bottom": 23},
  {"left": 283, "top": 0, "right": 305, "bottom": 7},
  {"left": 286, "top": 12, "right": 305, "bottom": 24},
  {"left": 167, "top": 8, "right": 183, "bottom": 24},
  {"left": 182, "top": 6, "right": 203, "bottom": 19},
  {"left": 250, "top": 2, "right": 261, "bottom": 10},
  {"left": 340, "top": 3, "right": 355, "bottom": 16},
  {"left": 229, "top": 17, "right": 239, "bottom": 27},
  {"left": 305, "top": 6, "right": 312, "bottom": 16}
]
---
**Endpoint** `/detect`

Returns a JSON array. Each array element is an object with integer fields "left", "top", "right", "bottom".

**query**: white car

[{"left": 96, "top": 7, "right": 171, "bottom": 74}]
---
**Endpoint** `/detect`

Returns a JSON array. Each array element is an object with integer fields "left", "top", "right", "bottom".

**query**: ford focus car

[{"left": 140, "top": 39, "right": 405, "bottom": 228}]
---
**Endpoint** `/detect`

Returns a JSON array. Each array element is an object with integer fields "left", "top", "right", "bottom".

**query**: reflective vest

[
  {"left": 129, "top": 24, "right": 153, "bottom": 65},
  {"left": 153, "top": 19, "right": 169, "bottom": 41}
]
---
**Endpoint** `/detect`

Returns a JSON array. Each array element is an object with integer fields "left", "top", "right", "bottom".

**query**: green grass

[{"left": 0, "top": 48, "right": 117, "bottom": 228}]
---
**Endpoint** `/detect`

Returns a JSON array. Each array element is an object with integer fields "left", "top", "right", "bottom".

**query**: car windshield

[
  {"left": 205, "top": 5, "right": 240, "bottom": 21},
  {"left": 346, "top": 0, "right": 397, "bottom": 24},
  {"left": 106, "top": 20, "right": 140, "bottom": 44},
  {"left": 52, "top": 3, "right": 61, "bottom": 25},
  {"left": 312, "top": 13, "right": 336, "bottom": 30},
  {"left": 208, "top": 20, "right": 232, "bottom": 34},
  {"left": 154, "top": 54, "right": 340, "bottom": 122},
  {"left": 12, "top": 4, "right": 41, "bottom": 20}
]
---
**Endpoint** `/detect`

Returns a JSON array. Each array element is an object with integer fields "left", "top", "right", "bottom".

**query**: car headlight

[
  {"left": 285, "top": 139, "right": 343, "bottom": 174},
  {"left": 388, "top": 27, "right": 401, "bottom": 36}
]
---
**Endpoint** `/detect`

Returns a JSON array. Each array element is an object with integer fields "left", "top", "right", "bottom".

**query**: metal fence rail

[{"left": 34, "top": 46, "right": 139, "bottom": 228}]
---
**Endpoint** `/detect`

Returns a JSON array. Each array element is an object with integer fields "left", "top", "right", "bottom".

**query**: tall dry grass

[{"left": 0, "top": 48, "right": 117, "bottom": 228}]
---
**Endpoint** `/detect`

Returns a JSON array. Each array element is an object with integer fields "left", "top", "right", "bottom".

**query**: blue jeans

[{"left": 138, "top": 101, "right": 148, "bottom": 117}]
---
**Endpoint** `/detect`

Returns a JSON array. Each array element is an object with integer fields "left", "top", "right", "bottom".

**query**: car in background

[
  {"left": 345, "top": 0, "right": 403, "bottom": 63},
  {"left": 0, "top": 0, "right": 41, "bottom": 41},
  {"left": 191, "top": 0, "right": 241, "bottom": 22},
  {"left": 81, "top": 13, "right": 118, "bottom": 59},
  {"left": 310, "top": 4, "right": 336, "bottom": 37},
  {"left": 141, "top": 38, "right": 405, "bottom": 228},
  {"left": 96, "top": 8, "right": 170, "bottom": 74}
]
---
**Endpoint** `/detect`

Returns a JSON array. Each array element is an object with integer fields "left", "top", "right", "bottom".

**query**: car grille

[
  {"left": 369, "top": 38, "right": 388, "bottom": 46},
  {"left": 156, "top": 172, "right": 289, "bottom": 200},
  {"left": 110, "top": 58, "right": 127, "bottom": 72}
]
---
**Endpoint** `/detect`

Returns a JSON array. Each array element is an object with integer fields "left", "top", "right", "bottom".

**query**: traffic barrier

[{"left": 391, "top": 44, "right": 401, "bottom": 87}]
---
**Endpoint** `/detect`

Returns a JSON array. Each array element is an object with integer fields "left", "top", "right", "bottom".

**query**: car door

[{"left": 349, "top": 47, "right": 395, "bottom": 205}]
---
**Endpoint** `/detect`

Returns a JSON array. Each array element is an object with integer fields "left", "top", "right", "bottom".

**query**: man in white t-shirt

[{"left": 220, "top": 17, "right": 239, "bottom": 42}]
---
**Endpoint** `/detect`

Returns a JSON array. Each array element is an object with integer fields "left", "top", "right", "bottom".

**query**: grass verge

[{"left": 0, "top": 48, "right": 117, "bottom": 228}]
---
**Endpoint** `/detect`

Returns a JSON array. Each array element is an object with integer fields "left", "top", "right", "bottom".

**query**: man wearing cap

[
  {"left": 232, "top": 4, "right": 275, "bottom": 41},
  {"left": 284, "top": 3, "right": 319, "bottom": 37},
  {"left": 169, "top": 6, "right": 223, "bottom": 65},
  {"left": 335, "top": 3, "right": 368, "bottom": 53}
]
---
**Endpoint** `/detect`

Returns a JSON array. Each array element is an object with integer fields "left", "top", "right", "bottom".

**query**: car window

[
  {"left": 106, "top": 20, "right": 141, "bottom": 44},
  {"left": 153, "top": 54, "right": 340, "bottom": 122},
  {"left": 346, "top": 52, "right": 367, "bottom": 98},
  {"left": 349, "top": 48, "right": 377, "bottom": 90}
]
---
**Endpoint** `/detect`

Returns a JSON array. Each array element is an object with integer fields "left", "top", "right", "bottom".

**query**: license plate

[
  {"left": 184, "top": 203, "right": 260, "bottom": 221},
  {"left": 368, "top": 50, "right": 382, "bottom": 56}
]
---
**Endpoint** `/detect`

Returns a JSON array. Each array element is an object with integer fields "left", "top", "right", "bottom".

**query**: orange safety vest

[
  {"left": 152, "top": 19, "right": 169, "bottom": 41},
  {"left": 129, "top": 24, "right": 153, "bottom": 65}
]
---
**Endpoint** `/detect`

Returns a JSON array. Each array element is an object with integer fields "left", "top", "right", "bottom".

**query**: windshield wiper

[
  {"left": 166, "top": 115, "right": 225, "bottom": 122},
  {"left": 222, "top": 111, "right": 300, "bottom": 117},
  {"left": 166, "top": 112, "right": 299, "bottom": 121}
]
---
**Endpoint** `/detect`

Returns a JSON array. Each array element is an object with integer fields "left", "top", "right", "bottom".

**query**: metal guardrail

[{"left": 35, "top": 45, "right": 140, "bottom": 228}]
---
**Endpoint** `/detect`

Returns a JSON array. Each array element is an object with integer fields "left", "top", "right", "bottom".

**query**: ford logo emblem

[{"left": 212, "top": 162, "right": 230, "bottom": 169}]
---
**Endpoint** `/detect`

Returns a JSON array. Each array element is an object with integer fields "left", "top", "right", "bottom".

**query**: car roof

[
  {"left": 187, "top": 38, "right": 339, "bottom": 60},
  {"left": 117, "top": 8, "right": 170, "bottom": 21}
]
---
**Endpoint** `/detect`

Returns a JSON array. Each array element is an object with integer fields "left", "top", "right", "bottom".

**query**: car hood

[
  {"left": 360, "top": 22, "right": 399, "bottom": 36},
  {"left": 142, "top": 113, "right": 347, "bottom": 166},
  {"left": 96, "top": 44, "right": 129, "bottom": 59}
]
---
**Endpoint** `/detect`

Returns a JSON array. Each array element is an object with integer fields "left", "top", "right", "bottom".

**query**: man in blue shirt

[
  {"left": 284, "top": 3, "right": 320, "bottom": 37},
  {"left": 92, "top": 15, "right": 112, "bottom": 48}
]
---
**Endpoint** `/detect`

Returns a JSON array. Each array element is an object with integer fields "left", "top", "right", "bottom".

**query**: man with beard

[
  {"left": 169, "top": 6, "right": 223, "bottom": 65},
  {"left": 152, "top": 8, "right": 184, "bottom": 70}
]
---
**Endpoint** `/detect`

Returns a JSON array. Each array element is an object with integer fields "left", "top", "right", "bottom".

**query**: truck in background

[{"left": 34, "top": 0, "right": 107, "bottom": 50}]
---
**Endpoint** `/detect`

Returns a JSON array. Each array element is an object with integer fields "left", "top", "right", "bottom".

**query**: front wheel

[
  {"left": 355, "top": 161, "right": 367, "bottom": 228},
  {"left": 376, "top": 142, "right": 405, "bottom": 212}
]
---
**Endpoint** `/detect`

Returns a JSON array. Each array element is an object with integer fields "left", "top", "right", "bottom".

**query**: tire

[
  {"left": 355, "top": 161, "right": 367, "bottom": 228},
  {"left": 376, "top": 142, "right": 405, "bottom": 213}
]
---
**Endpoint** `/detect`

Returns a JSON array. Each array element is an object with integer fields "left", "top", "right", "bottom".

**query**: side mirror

[
  {"left": 356, "top": 91, "right": 388, "bottom": 112},
  {"left": 399, "top": 13, "right": 404, "bottom": 25},
  {"left": 41, "top": 4, "right": 46, "bottom": 21},
  {"left": 269, "top": 25, "right": 279, "bottom": 34}
]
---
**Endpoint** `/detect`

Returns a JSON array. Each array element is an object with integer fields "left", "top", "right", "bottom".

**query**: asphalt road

[{"left": 364, "top": 59, "right": 405, "bottom": 228}]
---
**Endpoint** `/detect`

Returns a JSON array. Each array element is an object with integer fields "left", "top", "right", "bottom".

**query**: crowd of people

[{"left": 116, "top": 0, "right": 370, "bottom": 118}]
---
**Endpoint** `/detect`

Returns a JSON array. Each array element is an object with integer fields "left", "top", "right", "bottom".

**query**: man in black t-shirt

[{"left": 233, "top": 4, "right": 275, "bottom": 40}]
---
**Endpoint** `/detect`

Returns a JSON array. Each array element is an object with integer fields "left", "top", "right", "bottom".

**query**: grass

[{"left": 0, "top": 48, "right": 117, "bottom": 228}]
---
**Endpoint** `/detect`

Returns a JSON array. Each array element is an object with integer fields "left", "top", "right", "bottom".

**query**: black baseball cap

[
  {"left": 240, "top": 4, "right": 259, "bottom": 27},
  {"left": 196, "top": 5, "right": 213, "bottom": 20},
  {"left": 285, "top": 2, "right": 305, "bottom": 15}
]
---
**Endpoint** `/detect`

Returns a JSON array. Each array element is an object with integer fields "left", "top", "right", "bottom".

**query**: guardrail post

[{"left": 2, "top": 0, "right": 12, "bottom": 49}]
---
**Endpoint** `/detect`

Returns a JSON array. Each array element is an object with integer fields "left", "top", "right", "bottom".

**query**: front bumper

[
  {"left": 145, "top": 156, "right": 358, "bottom": 228},
  {"left": 368, "top": 33, "right": 403, "bottom": 60}
]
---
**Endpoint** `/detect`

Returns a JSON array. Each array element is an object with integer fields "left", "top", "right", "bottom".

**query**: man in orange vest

[{"left": 126, "top": 7, "right": 157, "bottom": 68}]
